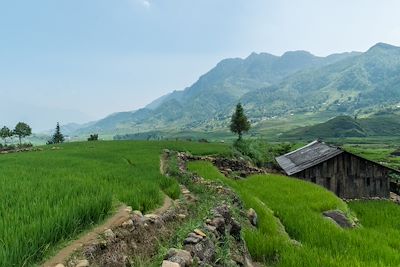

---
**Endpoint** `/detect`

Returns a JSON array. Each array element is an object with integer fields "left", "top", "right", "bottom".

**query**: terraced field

[
  {"left": 188, "top": 161, "right": 400, "bottom": 267},
  {"left": 0, "top": 141, "right": 228, "bottom": 267}
]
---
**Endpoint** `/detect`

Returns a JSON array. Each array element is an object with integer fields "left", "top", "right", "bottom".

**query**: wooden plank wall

[{"left": 295, "top": 152, "right": 390, "bottom": 198}]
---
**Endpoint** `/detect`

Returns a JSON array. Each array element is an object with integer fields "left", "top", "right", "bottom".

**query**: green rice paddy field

[
  {"left": 188, "top": 161, "right": 400, "bottom": 267},
  {"left": 0, "top": 141, "right": 228, "bottom": 267},
  {"left": 3, "top": 140, "right": 400, "bottom": 267}
]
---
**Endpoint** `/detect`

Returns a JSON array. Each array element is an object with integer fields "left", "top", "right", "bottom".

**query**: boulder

[
  {"left": 165, "top": 248, "right": 193, "bottom": 267},
  {"left": 184, "top": 238, "right": 215, "bottom": 263},
  {"left": 54, "top": 264, "right": 65, "bottom": 267},
  {"left": 247, "top": 208, "right": 258, "bottom": 226},
  {"left": 323, "top": 210, "right": 353, "bottom": 228}
]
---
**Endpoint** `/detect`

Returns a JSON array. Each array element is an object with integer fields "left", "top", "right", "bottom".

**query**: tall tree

[
  {"left": 0, "top": 126, "right": 12, "bottom": 146},
  {"left": 230, "top": 103, "right": 250, "bottom": 140},
  {"left": 51, "top": 122, "right": 65, "bottom": 144},
  {"left": 13, "top": 122, "right": 32, "bottom": 145}
]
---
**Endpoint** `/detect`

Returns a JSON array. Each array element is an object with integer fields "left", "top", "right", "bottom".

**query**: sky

[{"left": 1, "top": 0, "right": 400, "bottom": 131}]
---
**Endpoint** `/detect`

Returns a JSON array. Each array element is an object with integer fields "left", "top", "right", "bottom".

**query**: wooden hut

[{"left": 276, "top": 140, "right": 397, "bottom": 199}]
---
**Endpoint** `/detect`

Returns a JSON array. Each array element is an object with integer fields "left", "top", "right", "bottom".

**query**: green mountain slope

[
  {"left": 241, "top": 43, "right": 400, "bottom": 119},
  {"left": 76, "top": 50, "right": 359, "bottom": 134},
  {"left": 282, "top": 113, "right": 400, "bottom": 140},
  {"left": 75, "top": 43, "right": 400, "bottom": 136}
]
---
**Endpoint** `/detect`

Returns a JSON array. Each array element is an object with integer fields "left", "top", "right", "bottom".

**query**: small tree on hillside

[
  {"left": 230, "top": 103, "right": 250, "bottom": 140},
  {"left": 87, "top": 134, "right": 98, "bottom": 141},
  {"left": 0, "top": 126, "right": 12, "bottom": 146},
  {"left": 50, "top": 122, "right": 65, "bottom": 144},
  {"left": 13, "top": 122, "right": 32, "bottom": 145}
]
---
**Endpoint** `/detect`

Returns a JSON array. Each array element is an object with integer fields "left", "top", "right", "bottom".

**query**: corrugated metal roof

[{"left": 276, "top": 140, "right": 343, "bottom": 175}]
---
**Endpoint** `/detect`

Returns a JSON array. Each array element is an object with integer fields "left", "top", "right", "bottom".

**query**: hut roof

[{"left": 276, "top": 140, "right": 343, "bottom": 175}]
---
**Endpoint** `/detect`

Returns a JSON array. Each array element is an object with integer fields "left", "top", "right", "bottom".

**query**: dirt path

[
  {"left": 42, "top": 205, "right": 131, "bottom": 267},
  {"left": 43, "top": 156, "right": 174, "bottom": 267},
  {"left": 42, "top": 194, "right": 173, "bottom": 267}
]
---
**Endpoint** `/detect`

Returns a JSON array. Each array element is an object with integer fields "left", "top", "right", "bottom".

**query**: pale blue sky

[{"left": 1, "top": 0, "right": 400, "bottom": 130}]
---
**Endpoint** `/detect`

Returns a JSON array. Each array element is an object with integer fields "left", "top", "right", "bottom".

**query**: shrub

[
  {"left": 233, "top": 139, "right": 292, "bottom": 168},
  {"left": 88, "top": 134, "right": 99, "bottom": 141}
]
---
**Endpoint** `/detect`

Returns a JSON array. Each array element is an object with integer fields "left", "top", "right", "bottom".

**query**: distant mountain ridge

[
  {"left": 281, "top": 113, "right": 400, "bottom": 140},
  {"left": 74, "top": 43, "right": 400, "bottom": 136}
]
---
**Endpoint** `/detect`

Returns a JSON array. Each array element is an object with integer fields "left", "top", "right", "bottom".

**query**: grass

[
  {"left": 344, "top": 144, "right": 400, "bottom": 171},
  {"left": 0, "top": 140, "right": 228, "bottom": 267},
  {"left": 188, "top": 161, "right": 400, "bottom": 267}
]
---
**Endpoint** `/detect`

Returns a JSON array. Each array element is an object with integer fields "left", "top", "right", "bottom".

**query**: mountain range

[
  {"left": 281, "top": 114, "right": 400, "bottom": 140},
  {"left": 70, "top": 43, "right": 400, "bottom": 138}
]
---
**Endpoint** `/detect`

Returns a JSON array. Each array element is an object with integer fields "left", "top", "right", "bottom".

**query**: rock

[
  {"left": 177, "top": 213, "right": 186, "bottom": 219},
  {"left": 166, "top": 248, "right": 193, "bottom": 266},
  {"left": 194, "top": 228, "right": 206, "bottom": 237},
  {"left": 122, "top": 219, "right": 134, "bottom": 228},
  {"left": 210, "top": 217, "right": 225, "bottom": 234},
  {"left": 144, "top": 213, "right": 159, "bottom": 223},
  {"left": 204, "top": 224, "right": 217, "bottom": 233},
  {"left": 103, "top": 229, "right": 115, "bottom": 239},
  {"left": 182, "top": 189, "right": 190, "bottom": 194},
  {"left": 54, "top": 264, "right": 65, "bottom": 267},
  {"left": 75, "top": 259, "right": 89, "bottom": 267},
  {"left": 132, "top": 210, "right": 144, "bottom": 223},
  {"left": 323, "top": 210, "right": 353, "bottom": 228},
  {"left": 247, "top": 208, "right": 258, "bottom": 226},
  {"left": 229, "top": 218, "right": 242, "bottom": 239},
  {"left": 244, "top": 256, "right": 254, "bottom": 267},
  {"left": 162, "top": 260, "right": 180, "bottom": 267},
  {"left": 125, "top": 206, "right": 133, "bottom": 213},
  {"left": 184, "top": 232, "right": 203, "bottom": 244},
  {"left": 214, "top": 204, "right": 231, "bottom": 221},
  {"left": 184, "top": 238, "right": 215, "bottom": 263},
  {"left": 132, "top": 210, "right": 143, "bottom": 217}
]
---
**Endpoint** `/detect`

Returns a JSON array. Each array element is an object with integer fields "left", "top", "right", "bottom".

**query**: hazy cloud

[{"left": 139, "top": 0, "right": 150, "bottom": 8}]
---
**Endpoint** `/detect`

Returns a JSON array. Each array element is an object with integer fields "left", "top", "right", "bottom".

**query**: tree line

[{"left": 0, "top": 122, "right": 32, "bottom": 146}]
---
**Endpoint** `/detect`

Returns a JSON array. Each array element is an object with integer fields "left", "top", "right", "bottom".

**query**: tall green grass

[
  {"left": 188, "top": 161, "right": 400, "bottom": 267},
  {"left": 0, "top": 141, "right": 228, "bottom": 266}
]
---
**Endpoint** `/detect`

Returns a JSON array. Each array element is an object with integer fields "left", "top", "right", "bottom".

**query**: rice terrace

[{"left": 3, "top": 1, "right": 400, "bottom": 267}]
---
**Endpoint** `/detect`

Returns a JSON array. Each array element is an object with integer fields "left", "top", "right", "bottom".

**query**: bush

[
  {"left": 88, "top": 134, "right": 99, "bottom": 141},
  {"left": 232, "top": 139, "right": 292, "bottom": 168}
]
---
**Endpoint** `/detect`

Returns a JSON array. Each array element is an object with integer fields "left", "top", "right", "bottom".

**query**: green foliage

[
  {"left": 0, "top": 126, "right": 12, "bottom": 146},
  {"left": 48, "top": 122, "right": 65, "bottom": 144},
  {"left": 0, "top": 140, "right": 228, "bottom": 266},
  {"left": 13, "top": 122, "right": 32, "bottom": 145},
  {"left": 188, "top": 161, "right": 400, "bottom": 267},
  {"left": 230, "top": 103, "right": 250, "bottom": 140},
  {"left": 233, "top": 139, "right": 292, "bottom": 167},
  {"left": 88, "top": 134, "right": 99, "bottom": 141}
]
